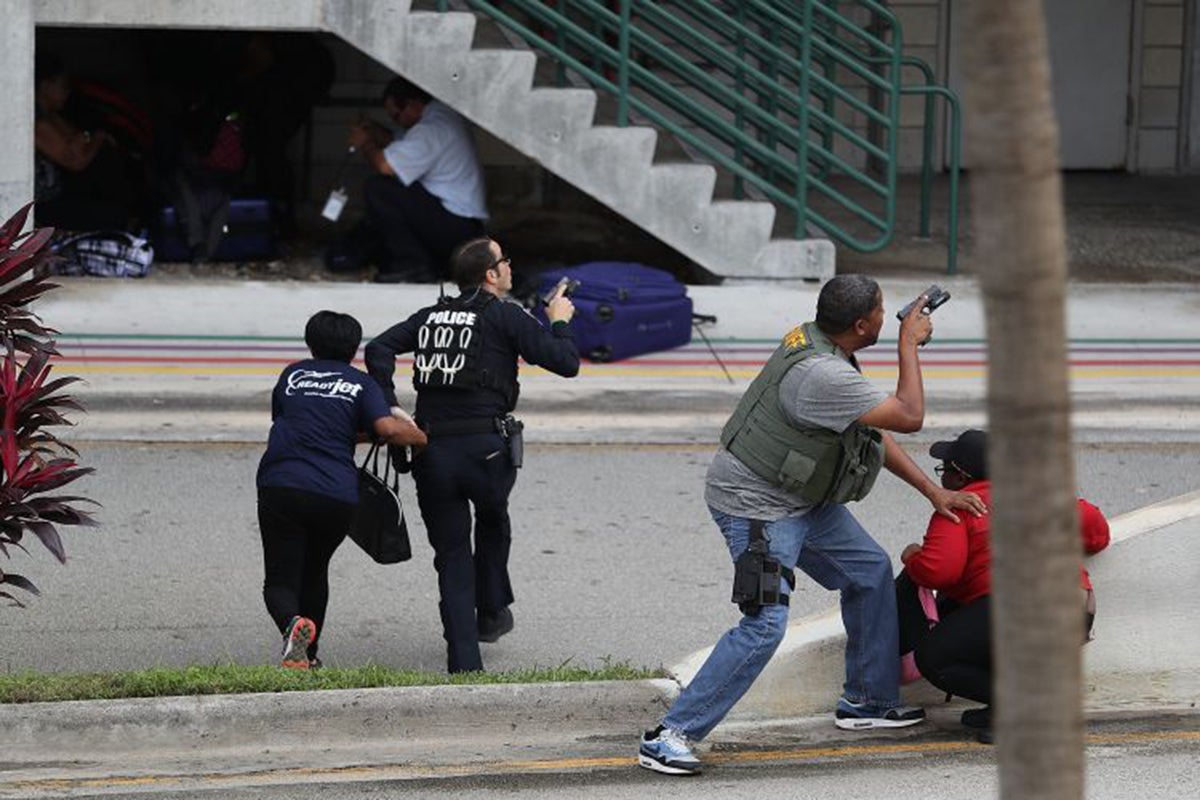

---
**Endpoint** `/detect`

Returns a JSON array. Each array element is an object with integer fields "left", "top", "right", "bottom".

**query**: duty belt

[
  {"left": 421, "top": 417, "right": 499, "bottom": 437},
  {"left": 421, "top": 416, "right": 507, "bottom": 437}
]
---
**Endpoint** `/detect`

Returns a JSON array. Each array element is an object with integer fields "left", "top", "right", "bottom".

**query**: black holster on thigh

[{"left": 731, "top": 520, "right": 794, "bottom": 616}]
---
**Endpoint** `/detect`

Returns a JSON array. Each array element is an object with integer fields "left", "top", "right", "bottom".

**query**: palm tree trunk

[{"left": 959, "top": 2, "right": 1083, "bottom": 799}]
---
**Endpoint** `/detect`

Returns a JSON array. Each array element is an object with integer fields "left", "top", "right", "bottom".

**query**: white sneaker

[
  {"left": 835, "top": 699, "right": 926, "bottom": 730},
  {"left": 638, "top": 725, "right": 701, "bottom": 775}
]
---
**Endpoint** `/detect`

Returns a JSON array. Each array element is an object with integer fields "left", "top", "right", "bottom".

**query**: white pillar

[{"left": 0, "top": 0, "right": 34, "bottom": 222}]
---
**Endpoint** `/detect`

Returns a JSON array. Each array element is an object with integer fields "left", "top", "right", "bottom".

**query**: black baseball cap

[{"left": 929, "top": 429, "right": 988, "bottom": 480}]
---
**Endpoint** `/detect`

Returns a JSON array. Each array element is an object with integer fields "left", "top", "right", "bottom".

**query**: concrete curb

[{"left": 1, "top": 678, "right": 678, "bottom": 763}]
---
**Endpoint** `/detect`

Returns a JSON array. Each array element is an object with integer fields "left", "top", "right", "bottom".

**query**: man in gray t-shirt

[{"left": 638, "top": 275, "right": 987, "bottom": 776}]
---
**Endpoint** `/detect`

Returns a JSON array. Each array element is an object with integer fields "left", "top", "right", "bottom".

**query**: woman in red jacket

[{"left": 897, "top": 429, "right": 1110, "bottom": 742}]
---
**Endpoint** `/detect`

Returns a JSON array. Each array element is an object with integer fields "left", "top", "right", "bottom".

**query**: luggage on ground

[
  {"left": 535, "top": 262, "right": 693, "bottom": 362},
  {"left": 52, "top": 230, "right": 154, "bottom": 278},
  {"left": 153, "top": 197, "right": 276, "bottom": 263}
]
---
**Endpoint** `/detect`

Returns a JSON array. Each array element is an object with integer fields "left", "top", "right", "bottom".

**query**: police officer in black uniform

[{"left": 365, "top": 237, "right": 579, "bottom": 673}]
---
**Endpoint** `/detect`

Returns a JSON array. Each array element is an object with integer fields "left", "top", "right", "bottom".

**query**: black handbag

[{"left": 348, "top": 442, "right": 412, "bottom": 564}]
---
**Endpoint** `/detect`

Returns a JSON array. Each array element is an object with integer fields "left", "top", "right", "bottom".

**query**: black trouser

[
  {"left": 257, "top": 486, "right": 355, "bottom": 659},
  {"left": 412, "top": 431, "right": 517, "bottom": 673},
  {"left": 913, "top": 594, "right": 993, "bottom": 704},
  {"left": 896, "top": 570, "right": 932, "bottom": 657},
  {"left": 898, "top": 571, "right": 1095, "bottom": 706},
  {"left": 362, "top": 174, "right": 485, "bottom": 280}
]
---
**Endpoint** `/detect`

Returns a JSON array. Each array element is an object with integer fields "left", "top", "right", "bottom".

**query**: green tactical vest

[{"left": 720, "top": 322, "right": 884, "bottom": 505}]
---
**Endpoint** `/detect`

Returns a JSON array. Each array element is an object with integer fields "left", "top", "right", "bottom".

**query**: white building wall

[
  {"left": 1, "top": 2, "right": 34, "bottom": 220},
  {"left": 1137, "top": 0, "right": 1187, "bottom": 171}
]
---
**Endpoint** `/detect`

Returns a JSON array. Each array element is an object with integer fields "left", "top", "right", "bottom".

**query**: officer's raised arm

[{"left": 508, "top": 302, "right": 580, "bottom": 378}]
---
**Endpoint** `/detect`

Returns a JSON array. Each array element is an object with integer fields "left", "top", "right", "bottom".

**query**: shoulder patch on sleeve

[{"left": 782, "top": 325, "right": 809, "bottom": 350}]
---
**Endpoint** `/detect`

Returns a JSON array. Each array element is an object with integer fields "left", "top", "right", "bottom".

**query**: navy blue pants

[
  {"left": 412, "top": 431, "right": 517, "bottom": 672},
  {"left": 362, "top": 175, "right": 484, "bottom": 280}
]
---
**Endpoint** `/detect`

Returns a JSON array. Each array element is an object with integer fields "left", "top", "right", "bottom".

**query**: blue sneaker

[
  {"left": 638, "top": 725, "right": 701, "bottom": 775},
  {"left": 834, "top": 698, "right": 925, "bottom": 730}
]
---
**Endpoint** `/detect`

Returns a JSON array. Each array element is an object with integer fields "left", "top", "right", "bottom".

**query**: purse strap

[{"left": 361, "top": 441, "right": 401, "bottom": 493}]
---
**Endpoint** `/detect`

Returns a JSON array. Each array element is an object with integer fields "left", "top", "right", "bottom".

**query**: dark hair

[
  {"left": 35, "top": 51, "right": 66, "bottom": 84},
  {"left": 382, "top": 76, "right": 432, "bottom": 107},
  {"left": 815, "top": 274, "right": 881, "bottom": 335},
  {"left": 304, "top": 310, "right": 362, "bottom": 362},
  {"left": 451, "top": 237, "right": 499, "bottom": 288}
]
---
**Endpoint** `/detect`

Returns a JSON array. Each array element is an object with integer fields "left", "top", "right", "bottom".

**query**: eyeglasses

[
  {"left": 488, "top": 255, "right": 511, "bottom": 271},
  {"left": 934, "top": 461, "right": 972, "bottom": 480}
]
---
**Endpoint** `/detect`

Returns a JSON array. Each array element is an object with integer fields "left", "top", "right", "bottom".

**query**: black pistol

[
  {"left": 896, "top": 284, "right": 951, "bottom": 322},
  {"left": 543, "top": 276, "right": 580, "bottom": 306}
]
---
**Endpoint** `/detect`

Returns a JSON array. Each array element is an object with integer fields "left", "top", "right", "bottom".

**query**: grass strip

[{"left": 0, "top": 661, "right": 665, "bottom": 704}]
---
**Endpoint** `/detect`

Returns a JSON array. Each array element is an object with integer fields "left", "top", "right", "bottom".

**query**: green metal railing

[{"left": 433, "top": 0, "right": 962, "bottom": 274}]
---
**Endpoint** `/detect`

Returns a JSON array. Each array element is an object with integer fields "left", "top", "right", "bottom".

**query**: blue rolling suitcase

[
  {"left": 536, "top": 262, "right": 693, "bottom": 362},
  {"left": 154, "top": 198, "right": 277, "bottom": 262}
]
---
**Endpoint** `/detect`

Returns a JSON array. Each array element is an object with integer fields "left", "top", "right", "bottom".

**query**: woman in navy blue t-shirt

[{"left": 257, "top": 310, "right": 425, "bottom": 669}]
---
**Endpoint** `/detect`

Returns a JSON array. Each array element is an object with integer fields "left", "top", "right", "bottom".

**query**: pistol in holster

[
  {"left": 730, "top": 520, "right": 794, "bottom": 616},
  {"left": 497, "top": 414, "right": 524, "bottom": 468}
]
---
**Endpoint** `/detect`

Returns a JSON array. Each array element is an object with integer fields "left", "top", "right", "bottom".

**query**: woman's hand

[{"left": 375, "top": 413, "right": 427, "bottom": 448}]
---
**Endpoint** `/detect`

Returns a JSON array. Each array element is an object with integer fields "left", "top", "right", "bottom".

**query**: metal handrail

[{"left": 433, "top": 0, "right": 961, "bottom": 272}]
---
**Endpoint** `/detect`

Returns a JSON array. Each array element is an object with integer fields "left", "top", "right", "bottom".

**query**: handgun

[
  {"left": 896, "top": 284, "right": 951, "bottom": 321},
  {"left": 543, "top": 276, "right": 580, "bottom": 305}
]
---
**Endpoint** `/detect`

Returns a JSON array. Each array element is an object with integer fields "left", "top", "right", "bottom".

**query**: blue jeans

[{"left": 662, "top": 504, "right": 901, "bottom": 741}]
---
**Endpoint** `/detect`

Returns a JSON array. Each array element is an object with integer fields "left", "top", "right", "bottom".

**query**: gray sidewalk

[{"left": 38, "top": 276, "right": 1200, "bottom": 444}]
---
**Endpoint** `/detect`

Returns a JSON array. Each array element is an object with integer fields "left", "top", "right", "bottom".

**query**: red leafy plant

[{"left": 0, "top": 203, "right": 96, "bottom": 606}]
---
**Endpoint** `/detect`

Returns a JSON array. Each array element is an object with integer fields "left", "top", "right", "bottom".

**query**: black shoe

[
  {"left": 477, "top": 607, "right": 514, "bottom": 643},
  {"left": 977, "top": 727, "right": 994, "bottom": 745},
  {"left": 961, "top": 706, "right": 992, "bottom": 730}
]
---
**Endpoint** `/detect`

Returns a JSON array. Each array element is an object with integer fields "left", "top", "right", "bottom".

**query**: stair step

[
  {"left": 750, "top": 239, "right": 837, "bottom": 281},
  {"left": 575, "top": 126, "right": 658, "bottom": 169},
  {"left": 403, "top": 11, "right": 476, "bottom": 62},
  {"left": 646, "top": 163, "right": 717, "bottom": 211},
  {"left": 701, "top": 200, "right": 776, "bottom": 243},
  {"left": 444, "top": 50, "right": 536, "bottom": 122},
  {"left": 522, "top": 88, "right": 599, "bottom": 148},
  {"left": 565, "top": 126, "right": 658, "bottom": 206}
]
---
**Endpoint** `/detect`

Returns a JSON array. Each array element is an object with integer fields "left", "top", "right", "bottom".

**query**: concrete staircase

[{"left": 34, "top": 0, "right": 835, "bottom": 281}]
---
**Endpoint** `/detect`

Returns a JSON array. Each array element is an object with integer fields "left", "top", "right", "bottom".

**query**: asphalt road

[
  {"left": 29, "top": 715, "right": 1200, "bottom": 799},
  {"left": 1, "top": 438, "right": 1194, "bottom": 676}
]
